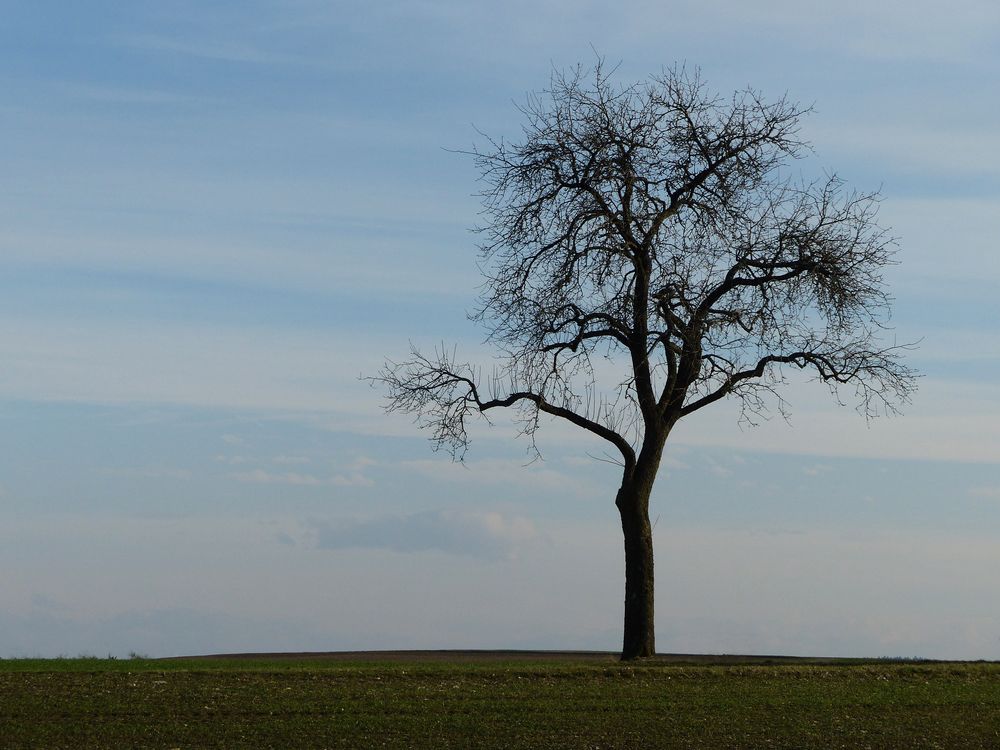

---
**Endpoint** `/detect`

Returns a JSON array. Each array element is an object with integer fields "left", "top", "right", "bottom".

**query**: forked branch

[{"left": 375, "top": 346, "right": 637, "bottom": 470}]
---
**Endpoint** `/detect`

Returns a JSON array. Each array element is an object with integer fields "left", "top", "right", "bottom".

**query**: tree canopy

[{"left": 376, "top": 62, "right": 916, "bottom": 659}]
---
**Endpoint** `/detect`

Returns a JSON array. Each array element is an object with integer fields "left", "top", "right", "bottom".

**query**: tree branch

[
  {"left": 679, "top": 345, "right": 915, "bottom": 418},
  {"left": 373, "top": 346, "right": 636, "bottom": 471}
]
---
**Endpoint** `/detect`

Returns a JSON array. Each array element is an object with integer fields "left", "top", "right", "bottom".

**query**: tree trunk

[{"left": 616, "top": 446, "right": 661, "bottom": 660}]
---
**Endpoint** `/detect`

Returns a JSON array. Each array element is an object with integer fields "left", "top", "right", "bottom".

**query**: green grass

[{"left": 2, "top": 657, "right": 1000, "bottom": 748}]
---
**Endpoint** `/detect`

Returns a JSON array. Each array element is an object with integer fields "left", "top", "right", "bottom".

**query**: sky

[{"left": 1, "top": 0, "right": 998, "bottom": 659}]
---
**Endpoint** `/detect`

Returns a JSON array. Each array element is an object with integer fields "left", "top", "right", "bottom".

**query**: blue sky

[{"left": 1, "top": 0, "right": 998, "bottom": 658}]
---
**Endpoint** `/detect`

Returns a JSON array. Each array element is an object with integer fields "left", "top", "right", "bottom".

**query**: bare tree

[{"left": 375, "top": 63, "right": 917, "bottom": 660}]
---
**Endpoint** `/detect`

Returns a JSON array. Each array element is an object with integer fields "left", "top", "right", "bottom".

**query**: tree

[{"left": 375, "top": 63, "right": 917, "bottom": 660}]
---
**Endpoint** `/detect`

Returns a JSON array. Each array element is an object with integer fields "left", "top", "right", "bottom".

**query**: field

[{"left": 2, "top": 652, "right": 999, "bottom": 748}]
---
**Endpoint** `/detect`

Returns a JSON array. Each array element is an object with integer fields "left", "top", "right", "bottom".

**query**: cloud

[
  {"left": 639, "top": 0, "right": 1000, "bottom": 65},
  {"left": 670, "top": 375, "right": 1000, "bottom": 465},
  {"left": 0, "top": 317, "right": 392, "bottom": 415},
  {"left": 309, "top": 509, "right": 538, "bottom": 560},
  {"left": 273, "top": 455, "right": 310, "bottom": 465},
  {"left": 60, "top": 83, "right": 204, "bottom": 107},
  {"left": 884, "top": 199, "right": 1000, "bottom": 283},
  {"left": 330, "top": 472, "right": 374, "bottom": 487},
  {"left": 116, "top": 33, "right": 307, "bottom": 66},
  {"left": 214, "top": 454, "right": 250, "bottom": 465},
  {"left": 813, "top": 122, "right": 1000, "bottom": 181},
  {"left": 969, "top": 487, "right": 1000, "bottom": 500},
  {"left": 230, "top": 458, "right": 376, "bottom": 488},
  {"left": 231, "top": 469, "right": 324, "bottom": 487},
  {"left": 331, "top": 456, "right": 377, "bottom": 486},
  {"left": 663, "top": 455, "right": 691, "bottom": 471},
  {"left": 98, "top": 467, "right": 193, "bottom": 480},
  {"left": 400, "top": 457, "right": 598, "bottom": 497},
  {"left": 708, "top": 461, "right": 733, "bottom": 479}
]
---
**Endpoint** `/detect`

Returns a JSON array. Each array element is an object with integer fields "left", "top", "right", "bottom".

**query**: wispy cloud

[
  {"left": 812, "top": 122, "right": 1000, "bottom": 182},
  {"left": 116, "top": 33, "right": 307, "bottom": 66},
  {"left": 331, "top": 457, "right": 376, "bottom": 487},
  {"left": 0, "top": 318, "right": 388, "bottom": 414},
  {"left": 273, "top": 455, "right": 310, "bottom": 465},
  {"left": 214, "top": 454, "right": 249, "bottom": 465},
  {"left": 231, "top": 469, "right": 324, "bottom": 487},
  {"left": 231, "top": 456, "right": 377, "bottom": 487},
  {"left": 671, "top": 376, "right": 1000, "bottom": 465},
  {"left": 708, "top": 461, "right": 733, "bottom": 479},
  {"left": 98, "top": 467, "right": 193, "bottom": 481},
  {"left": 330, "top": 473, "right": 374, "bottom": 488},
  {"left": 969, "top": 487, "right": 1000, "bottom": 500},
  {"left": 400, "top": 457, "right": 598, "bottom": 497},
  {"left": 309, "top": 509, "right": 538, "bottom": 560},
  {"left": 634, "top": 0, "right": 1000, "bottom": 65}
]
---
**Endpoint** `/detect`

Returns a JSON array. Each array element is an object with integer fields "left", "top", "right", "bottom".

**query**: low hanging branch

[{"left": 374, "top": 60, "right": 917, "bottom": 660}]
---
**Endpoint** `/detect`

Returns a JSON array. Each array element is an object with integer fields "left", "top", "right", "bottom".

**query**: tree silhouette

[{"left": 376, "top": 63, "right": 917, "bottom": 660}]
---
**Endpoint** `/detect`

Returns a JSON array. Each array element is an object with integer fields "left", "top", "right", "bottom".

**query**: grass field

[{"left": 2, "top": 653, "right": 999, "bottom": 748}]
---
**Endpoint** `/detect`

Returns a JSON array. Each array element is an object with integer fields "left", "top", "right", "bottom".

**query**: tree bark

[
  {"left": 616, "top": 439, "right": 664, "bottom": 660},
  {"left": 618, "top": 486, "right": 655, "bottom": 660}
]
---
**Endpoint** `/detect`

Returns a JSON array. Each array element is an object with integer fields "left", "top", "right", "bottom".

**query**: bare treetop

[
  {"left": 376, "top": 61, "right": 916, "bottom": 659},
  {"left": 383, "top": 63, "right": 914, "bottom": 466}
]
